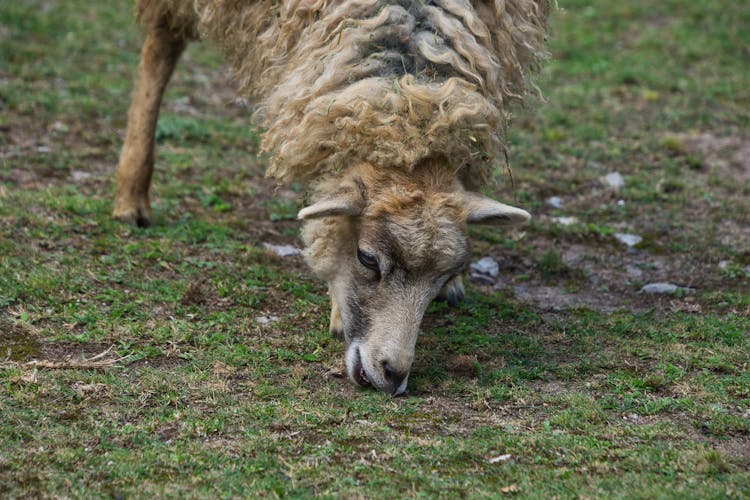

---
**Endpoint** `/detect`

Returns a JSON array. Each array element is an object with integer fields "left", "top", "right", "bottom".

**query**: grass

[{"left": 1, "top": 0, "right": 749, "bottom": 497}]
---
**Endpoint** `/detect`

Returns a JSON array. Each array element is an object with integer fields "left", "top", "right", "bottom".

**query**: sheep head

[{"left": 299, "top": 162, "right": 529, "bottom": 395}]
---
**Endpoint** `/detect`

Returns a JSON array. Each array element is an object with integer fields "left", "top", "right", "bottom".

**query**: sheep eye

[{"left": 356, "top": 248, "right": 379, "bottom": 271}]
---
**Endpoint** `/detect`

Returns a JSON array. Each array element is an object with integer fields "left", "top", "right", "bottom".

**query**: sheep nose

[{"left": 383, "top": 362, "right": 408, "bottom": 395}]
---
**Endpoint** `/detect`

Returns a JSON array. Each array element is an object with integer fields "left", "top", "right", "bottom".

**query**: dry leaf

[{"left": 500, "top": 484, "right": 519, "bottom": 494}]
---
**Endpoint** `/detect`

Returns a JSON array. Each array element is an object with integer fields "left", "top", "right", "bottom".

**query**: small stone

[
  {"left": 625, "top": 413, "right": 643, "bottom": 424},
  {"left": 488, "top": 454, "right": 512, "bottom": 464},
  {"left": 710, "top": 403, "right": 729, "bottom": 414},
  {"left": 617, "top": 199, "right": 625, "bottom": 207},
  {"left": 51, "top": 121, "right": 69, "bottom": 133},
  {"left": 639, "top": 282, "right": 679, "bottom": 294},
  {"left": 745, "top": 265, "right": 750, "bottom": 275},
  {"left": 552, "top": 216, "right": 578, "bottom": 226},
  {"left": 718, "top": 260, "right": 731, "bottom": 270},
  {"left": 546, "top": 196, "right": 564, "bottom": 209},
  {"left": 256, "top": 315, "right": 280, "bottom": 325},
  {"left": 470, "top": 257, "right": 499, "bottom": 277},
  {"left": 603, "top": 172, "right": 625, "bottom": 190},
  {"left": 562, "top": 246, "right": 586, "bottom": 265},
  {"left": 614, "top": 233, "right": 643, "bottom": 247},
  {"left": 71, "top": 170, "right": 92, "bottom": 182},
  {"left": 469, "top": 272, "right": 495, "bottom": 286},
  {"left": 173, "top": 96, "right": 198, "bottom": 115},
  {"left": 262, "top": 243, "right": 301, "bottom": 257},
  {"left": 625, "top": 265, "right": 643, "bottom": 278}
]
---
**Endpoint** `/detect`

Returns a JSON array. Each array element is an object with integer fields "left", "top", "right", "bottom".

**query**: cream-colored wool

[
  {"left": 118, "top": 1, "right": 549, "bottom": 395},
  {"left": 136, "top": 0, "right": 549, "bottom": 190}
]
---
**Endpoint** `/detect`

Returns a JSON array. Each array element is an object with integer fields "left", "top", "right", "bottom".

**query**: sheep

[{"left": 113, "top": 0, "right": 550, "bottom": 395}]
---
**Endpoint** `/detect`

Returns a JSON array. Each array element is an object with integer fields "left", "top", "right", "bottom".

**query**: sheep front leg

[
  {"left": 329, "top": 286, "right": 344, "bottom": 340},
  {"left": 113, "top": 27, "right": 186, "bottom": 227},
  {"left": 437, "top": 275, "right": 465, "bottom": 306}
]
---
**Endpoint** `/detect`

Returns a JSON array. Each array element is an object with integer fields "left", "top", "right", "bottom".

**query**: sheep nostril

[{"left": 382, "top": 361, "right": 407, "bottom": 393}]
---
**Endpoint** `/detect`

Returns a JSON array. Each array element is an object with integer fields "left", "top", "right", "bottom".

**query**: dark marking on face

[
  {"left": 371, "top": 223, "right": 406, "bottom": 272},
  {"left": 345, "top": 204, "right": 471, "bottom": 343},
  {"left": 346, "top": 291, "right": 371, "bottom": 340},
  {"left": 376, "top": 219, "right": 470, "bottom": 278}
]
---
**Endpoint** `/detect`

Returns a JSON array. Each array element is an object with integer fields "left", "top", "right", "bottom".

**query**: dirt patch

[
  {"left": 475, "top": 130, "right": 750, "bottom": 314},
  {"left": 509, "top": 282, "right": 628, "bottom": 312},
  {"left": 470, "top": 239, "right": 710, "bottom": 313},
  {"left": 36, "top": 341, "right": 126, "bottom": 367},
  {"left": 713, "top": 436, "right": 750, "bottom": 463},
  {"left": 668, "top": 413, "right": 750, "bottom": 464},
  {"left": 0, "top": 331, "right": 131, "bottom": 373},
  {"left": 674, "top": 132, "right": 750, "bottom": 178},
  {"left": 0, "top": 322, "right": 41, "bottom": 361},
  {"left": 181, "top": 280, "right": 208, "bottom": 306},
  {"left": 445, "top": 354, "right": 480, "bottom": 378},
  {"left": 127, "top": 355, "right": 189, "bottom": 370}
]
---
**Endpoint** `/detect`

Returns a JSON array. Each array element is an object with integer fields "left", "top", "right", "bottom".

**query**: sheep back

[{"left": 190, "top": 0, "right": 549, "bottom": 189}]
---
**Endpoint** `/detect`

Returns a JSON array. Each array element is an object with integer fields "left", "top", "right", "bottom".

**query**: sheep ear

[
  {"left": 462, "top": 192, "right": 531, "bottom": 226},
  {"left": 297, "top": 188, "right": 365, "bottom": 220}
]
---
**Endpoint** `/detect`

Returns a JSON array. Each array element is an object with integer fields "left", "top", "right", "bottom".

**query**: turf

[{"left": 1, "top": 0, "right": 748, "bottom": 497}]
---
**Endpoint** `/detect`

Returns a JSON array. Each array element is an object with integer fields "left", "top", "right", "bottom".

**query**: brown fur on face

[
  {"left": 362, "top": 182, "right": 470, "bottom": 279},
  {"left": 299, "top": 159, "right": 530, "bottom": 394},
  {"left": 302, "top": 161, "right": 472, "bottom": 394},
  {"left": 301, "top": 161, "right": 469, "bottom": 280}
]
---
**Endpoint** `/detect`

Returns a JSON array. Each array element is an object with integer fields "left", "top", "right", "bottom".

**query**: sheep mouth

[{"left": 352, "top": 347, "right": 371, "bottom": 387}]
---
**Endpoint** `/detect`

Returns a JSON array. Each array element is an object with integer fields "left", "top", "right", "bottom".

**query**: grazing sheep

[{"left": 114, "top": 0, "right": 549, "bottom": 395}]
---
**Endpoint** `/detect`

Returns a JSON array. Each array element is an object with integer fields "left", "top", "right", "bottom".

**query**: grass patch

[{"left": 1, "top": 0, "right": 749, "bottom": 497}]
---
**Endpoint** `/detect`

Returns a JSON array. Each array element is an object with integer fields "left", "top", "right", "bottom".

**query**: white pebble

[
  {"left": 256, "top": 315, "right": 280, "bottom": 325},
  {"left": 603, "top": 172, "right": 625, "bottom": 190},
  {"left": 488, "top": 454, "right": 512, "bottom": 464},
  {"left": 71, "top": 170, "right": 92, "bottom": 182},
  {"left": 614, "top": 233, "right": 643, "bottom": 247},
  {"left": 552, "top": 216, "right": 578, "bottom": 226},
  {"left": 639, "top": 283, "right": 679, "bottom": 294},
  {"left": 546, "top": 196, "right": 564, "bottom": 209},
  {"left": 470, "top": 257, "right": 499, "bottom": 277}
]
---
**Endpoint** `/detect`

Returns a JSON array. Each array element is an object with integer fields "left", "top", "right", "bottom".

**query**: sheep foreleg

[
  {"left": 113, "top": 27, "right": 186, "bottom": 227},
  {"left": 437, "top": 275, "right": 465, "bottom": 306},
  {"left": 329, "top": 287, "right": 344, "bottom": 340}
]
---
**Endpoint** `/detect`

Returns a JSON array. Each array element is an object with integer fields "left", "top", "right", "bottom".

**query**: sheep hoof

[
  {"left": 437, "top": 275, "right": 465, "bottom": 307},
  {"left": 330, "top": 326, "right": 345, "bottom": 341},
  {"left": 329, "top": 299, "right": 344, "bottom": 341},
  {"left": 113, "top": 200, "right": 152, "bottom": 228}
]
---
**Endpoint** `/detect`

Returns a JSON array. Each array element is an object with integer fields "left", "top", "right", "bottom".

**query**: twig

[{"left": 23, "top": 346, "right": 131, "bottom": 370}]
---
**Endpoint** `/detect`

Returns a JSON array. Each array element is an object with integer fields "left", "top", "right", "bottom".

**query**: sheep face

[
  {"left": 299, "top": 163, "right": 530, "bottom": 395},
  {"left": 341, "top": 207, "right": 470, "bottom": 395}
]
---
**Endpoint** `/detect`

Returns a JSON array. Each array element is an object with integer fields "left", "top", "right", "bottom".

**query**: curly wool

[{"left": 143, "top": 0, "right": 549, "bottom": 189}]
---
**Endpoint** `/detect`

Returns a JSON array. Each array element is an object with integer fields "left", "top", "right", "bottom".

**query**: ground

[{"left": 1, "top": 0, "right": 749, "bottom": 497}]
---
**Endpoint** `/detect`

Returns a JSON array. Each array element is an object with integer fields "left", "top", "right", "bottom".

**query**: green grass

[{"left": 1, "top": 0, "right": 749, "bottom": 497}]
